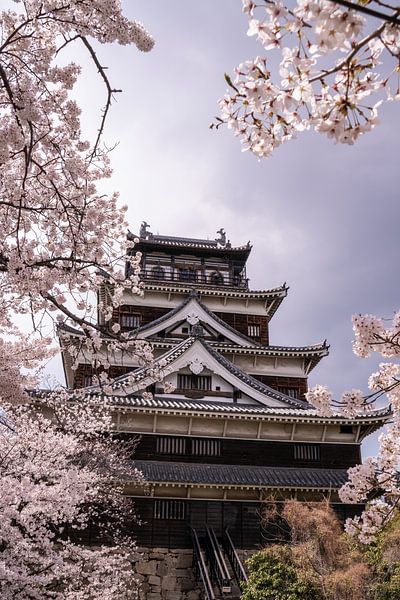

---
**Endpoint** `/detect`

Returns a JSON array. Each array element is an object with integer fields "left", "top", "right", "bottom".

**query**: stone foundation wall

[{"left": 132, "top": 547, "right": 255, "bottom": 600}]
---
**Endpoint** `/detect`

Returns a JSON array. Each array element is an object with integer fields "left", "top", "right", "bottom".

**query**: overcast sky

[{"left": 47, "top": 1, "right": 400, "bottom": 457}]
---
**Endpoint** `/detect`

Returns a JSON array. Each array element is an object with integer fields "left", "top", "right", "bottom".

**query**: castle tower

[{"left": 59, "top": 225, "right": 388, "bottom": 599}]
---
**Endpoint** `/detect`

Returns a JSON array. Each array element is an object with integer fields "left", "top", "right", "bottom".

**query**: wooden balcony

[{"left": 134, "top": 267, "right": 249, "bottom": 289}]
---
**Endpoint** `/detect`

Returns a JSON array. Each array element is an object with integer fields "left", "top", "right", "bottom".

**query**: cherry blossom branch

[
  {"left": 217, "top": 0, "right": 400, "bottom": 157},
  {"left": 78, "top": 35, "right": 122, "bottom": 160},
  {"left": 330, "top": 0, "right": 400, "bottom": 25}
]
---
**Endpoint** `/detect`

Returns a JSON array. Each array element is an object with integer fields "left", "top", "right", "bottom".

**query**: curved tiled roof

[
  {"left": 143, "top": 282, "right": 288, "bottom": 300},
  {"left": 31, "top": 389, "right": 391, "bottom": 423},
  {"left": 129, "top": 231, "right": 252, "bottom": 253},
  {"left": 102, "top": 394, "right": 391, "bottom": 422},
  {"left": 134, "top": 460, "right": 349, "bottom": 490}
]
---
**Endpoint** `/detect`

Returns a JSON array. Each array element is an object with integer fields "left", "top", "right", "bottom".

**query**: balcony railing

[{"left": 132, "top": 267, "right": 249, "bottom": 289}]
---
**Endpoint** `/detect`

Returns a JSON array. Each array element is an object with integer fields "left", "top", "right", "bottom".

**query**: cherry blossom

[
  {"left": 306, "top": 310, "right": 400, "bottom": 543},
  {"left": 0, "top": 0, "right": 155, "bottom": 393},
  {"left": 0, "top": 394, "right": 143, "bottom": 598},
  {"left": 214, "top": 0, "right": 400, "bottom": 158}
]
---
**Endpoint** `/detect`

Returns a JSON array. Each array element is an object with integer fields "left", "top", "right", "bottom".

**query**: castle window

[
  {"left": 233, "top": 388, "right": 242, "bottom": 402},
  {"left": 156, "top": 436, "right": 187, "bottom": 454},
  {"left": 340, "top": 425, "right": 353, "bottom": 434},
  {"left": 154, "top": 500, "right": 186, "bottom": 520},
  {"left": 120, "top": 312, "right": 141, "bottom": 329},
  {"left": 294, "top": 444, "right": 321, "bottom": 461},
  {"left": 248, "top": 324, "right": 260, "bottom": 338},
  {"left": 151, "top": 266, "right": 165, "bottom": 280},
  {"left": 191, "top": 438, "right": 221, "bottom": 456},
  {"left": 209, "top": 271, "right": 224, "bottom": 285},
  {"left": 177, "top": 374, "right": 212, "bottom": 391},
  {"left": 83, "top": 374, "right": 92, "bottom": 387}
]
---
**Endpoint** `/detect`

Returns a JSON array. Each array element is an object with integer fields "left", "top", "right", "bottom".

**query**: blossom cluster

[
  {"left": 344, "top": 499, "right": 393, "bottom": 545},
  {"left": 307, "top": 308, "right": 400, "bottom": 543},
  {"left": 216, "top": 0, "right": 400, "bottom": 158}
]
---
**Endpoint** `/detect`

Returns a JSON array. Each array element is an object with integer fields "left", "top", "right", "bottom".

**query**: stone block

[
  {"left": 176, "top": 553, "right": 193, "bottom": 569},
  {"left": 157, "top": 562, "right": 169, "bottom": 577},
  {"left": 147, "top": 594, "right": 162, "bottom": 600},
  {"left": 180, "top": 578, "right": 195, "bottom": 592},
  {"left": 161, "top": 575, "right": 177, "bottom": 591},
  {"left": 150, "top": 552, "right": 167, "bottom": 560},
  {"left": 149, "top": 575, "right": 161, "bottom": 586},
  {"left": 136, "top": 560, "right": 157, "bottom": 576},
  {"left": 175, "top": 569, "right": 191, "bottom": 578},
  {"left": 166, "top": 592, "right": 182, "bottom": 600},
  {"left": 187, "top": 591, "right": 201, "bottom": 600}
]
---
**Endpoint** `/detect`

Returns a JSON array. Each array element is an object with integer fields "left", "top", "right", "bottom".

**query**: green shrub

[{"left": 241, "top": 546, "right": 321, "bottom": 600}]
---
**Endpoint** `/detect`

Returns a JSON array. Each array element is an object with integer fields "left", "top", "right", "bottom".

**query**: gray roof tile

[{"left": 134, "top": 460, "right": 349, "bottom": 489}]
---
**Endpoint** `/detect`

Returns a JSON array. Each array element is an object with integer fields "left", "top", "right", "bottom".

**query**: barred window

[
  {"left": 156, "top": 437, "right": 187, "bottom": 454},
  {"left": 294, "top": 444, "right": 321, "bottom": 461},
  {"left": 83, "top": 374, "right": 92, "bottom": 387},
  {"left": 154, "top": 500, "right": 186, "bottom": 520},
  {"left": 278, "top": 387, "right": 300, "bottom": 399},
  {"left": 156, "top": 436, "right": 221, "bottom": 457},
  {"left": 178, "top": 268, "right": 197, "bottom": 283},
  {"left": 248, "top": 324, "right": 260, "bottom": 338},
  {"left": 177, "top": 374, "right": 212, "bottom": 391},
  {"left": 191, "top": 438, "right": 221, "bottom": 456},
  {"left": 120, "top": 313, "right": 141, "bottom": 328}
]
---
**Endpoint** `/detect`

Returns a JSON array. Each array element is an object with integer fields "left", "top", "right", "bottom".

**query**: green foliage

[
  {"left": 241, "top": 546, "right": 321, "bottom": 600},
  {"left": 373, "top": 564, "right": 400, "bottom": 600}
]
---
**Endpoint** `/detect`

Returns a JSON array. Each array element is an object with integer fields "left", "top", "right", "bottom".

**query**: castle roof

[
  {"left": 142, "top": 282, "right": 288, "bottom": 304},
  {"left": 109, "top": 336, "right": 310, "bottom": 409},
  {"left": 129, "top": 230, "right": 252, "bottom": 258},
  {"left": 96, "top": 394, "right": 391, "bottom": 424},
  {"left": 132, "top": 460, "right": 349, "bottom": 491}
]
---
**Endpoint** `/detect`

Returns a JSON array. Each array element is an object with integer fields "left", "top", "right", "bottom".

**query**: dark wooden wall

[
  {"left": 214, "top": 311, "right": 269, "bottom": 345},
  {"left": 131, "top": 498, "right": 364, "bottom": 549},
  {"left": 131, "top": 435, "right": 362, "bottom": 469},
  {"left": 250, "top": 375, "right": 308, "bottom": 400},
  {"left": 74, "top": 364, "right": 131, "bottom": 388},
  {"left": 110, "top": 304, "right": 269, "bottom": 345},
  {"left": 112, "top": 305, "right": 170, "bottom": 331}
]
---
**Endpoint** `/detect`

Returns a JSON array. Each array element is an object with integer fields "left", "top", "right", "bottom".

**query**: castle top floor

[{"left": 128, "top": 223, "right": 252, "bottom": 290}]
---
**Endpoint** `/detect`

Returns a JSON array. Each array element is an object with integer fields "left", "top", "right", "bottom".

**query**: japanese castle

[{"left": 59, "top": 224, "right": 388, "bottom": 600}]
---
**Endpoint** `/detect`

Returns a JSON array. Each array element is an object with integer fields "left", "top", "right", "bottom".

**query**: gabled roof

[
  {"left": 128, "top": 291, "right": 260, "bottom": 346},
  {"left": 149, "top": 339, "right": 329, "bottom": 372},
  {"left": 108, "top": 336, "right": 310, "bottom": 409}
]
